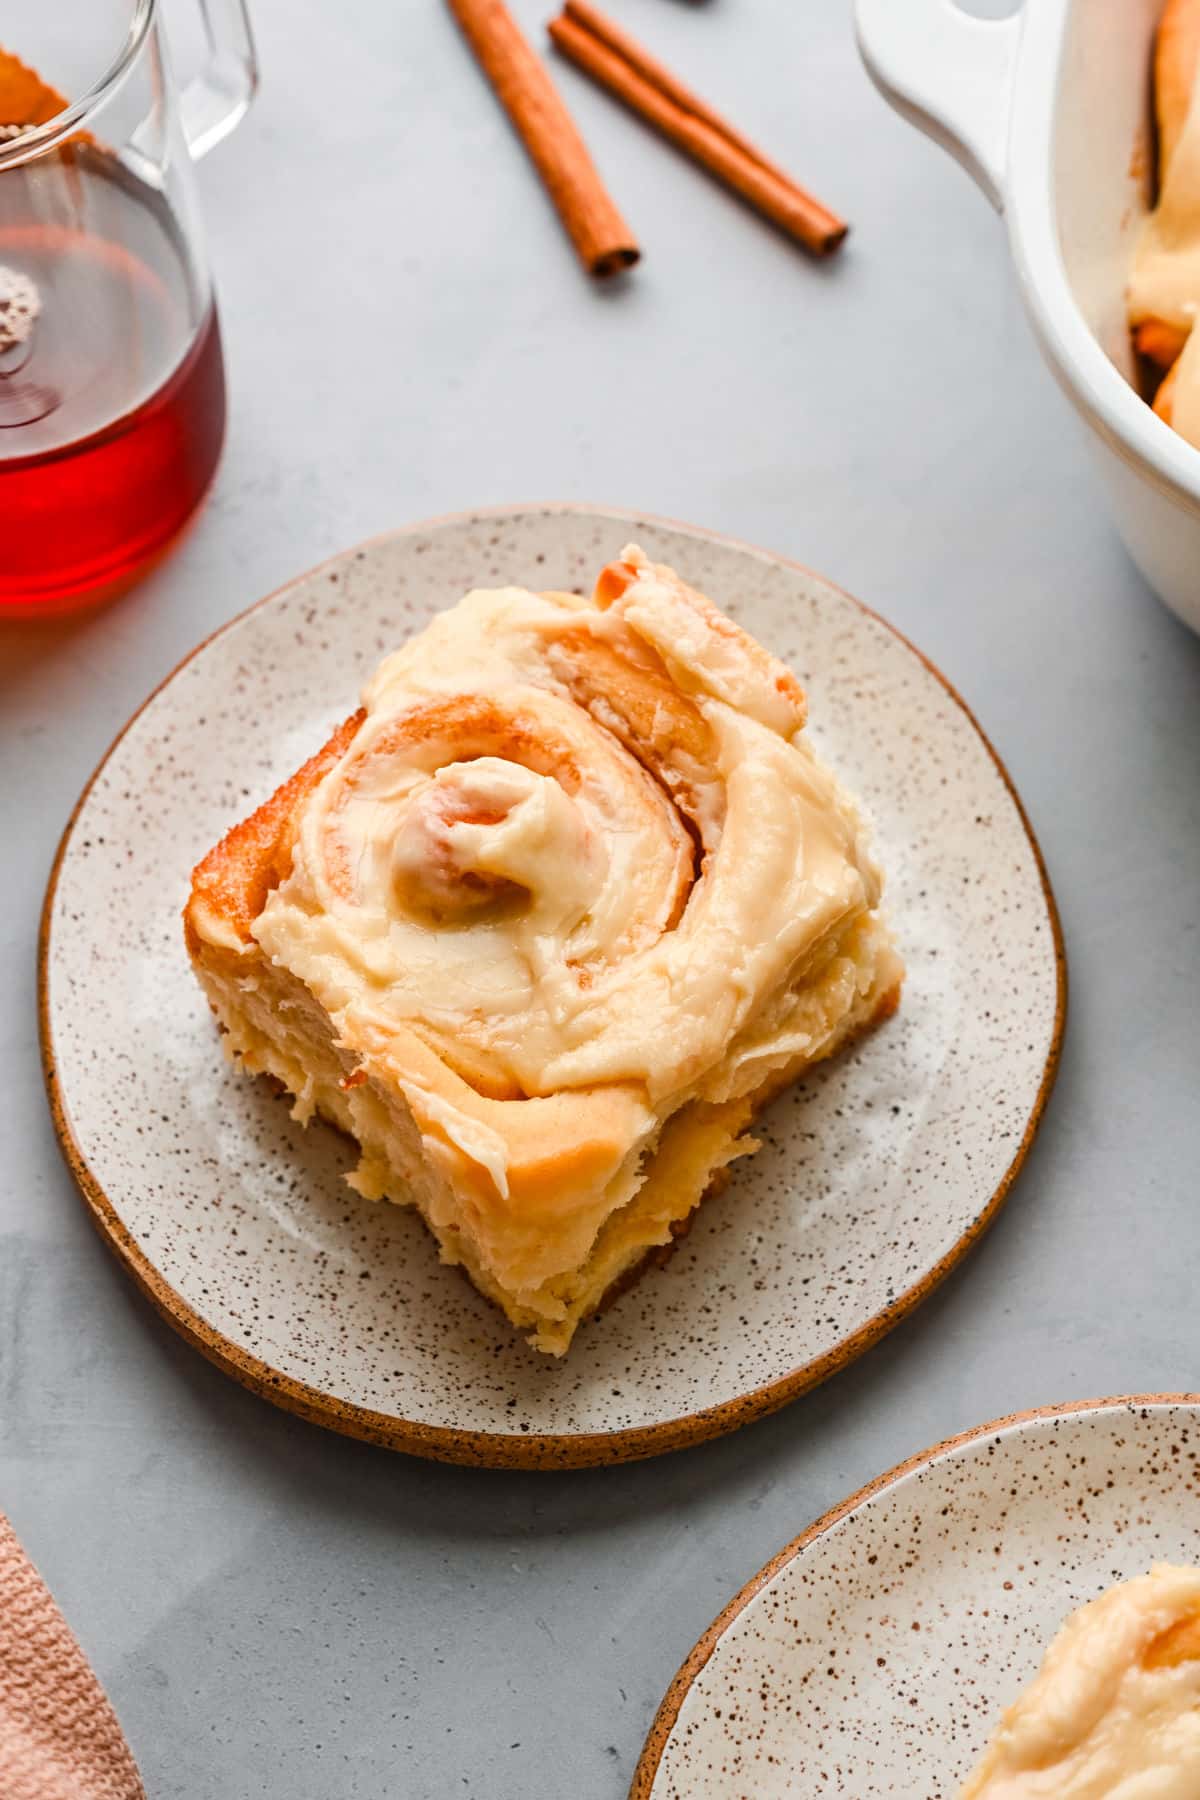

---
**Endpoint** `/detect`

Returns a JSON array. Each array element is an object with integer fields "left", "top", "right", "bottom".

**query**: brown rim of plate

[
  {"left": 37, "top": 503, "right": 1069, "bottom": 1472},
  {"left": 628, "top": 1392, "right": 1200, "bottom": 1797}
]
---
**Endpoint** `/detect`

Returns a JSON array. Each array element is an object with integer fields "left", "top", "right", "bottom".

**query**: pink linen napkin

[{"left": 0, "top": 1513, "right": 144, "bottom": 1800}]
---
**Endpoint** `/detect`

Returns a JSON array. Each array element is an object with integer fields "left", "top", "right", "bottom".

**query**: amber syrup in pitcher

[{"left": 0, "top": 145, "right": 226, "bottom": 614}]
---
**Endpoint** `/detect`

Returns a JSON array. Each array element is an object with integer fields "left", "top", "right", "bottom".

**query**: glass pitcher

[{"left": 0, "top": 0, "right": 256, "bottom": 615}]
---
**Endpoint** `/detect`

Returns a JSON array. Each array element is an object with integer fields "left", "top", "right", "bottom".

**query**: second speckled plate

[
  {"left": 633, "top": 1397, "right": 1200, "bottom": 1796},
  {"left": 41, "top": 505, "right": 1064, "bottom": 1467}
]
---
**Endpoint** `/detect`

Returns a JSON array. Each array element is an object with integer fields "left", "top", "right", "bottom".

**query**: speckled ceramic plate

[
  {"left": 633, "top": 1397, "right": 1200, "bottom": 1797},
  {"left": 40, "top": 505, "right": 1064, "bottom": 1468}
]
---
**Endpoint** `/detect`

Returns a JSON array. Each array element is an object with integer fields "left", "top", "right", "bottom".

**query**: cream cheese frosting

[
  {"left": 252, "top": 546, "right": 884, "bottom": 1140},
  {"left": 960, "top": 1566, "right": 1200, "bottom": 1799}
]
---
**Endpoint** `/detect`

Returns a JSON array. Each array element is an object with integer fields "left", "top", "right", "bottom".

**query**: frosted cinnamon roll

[
  {"left": 1129, "top": 0, "right": 1200, "bottom": 442},
  {"left": 961, "top": 1567, "right": 1200, "bottom": 1798},
  {"left": 185, "top": 547, "right": 901, "bottom": 1354}
]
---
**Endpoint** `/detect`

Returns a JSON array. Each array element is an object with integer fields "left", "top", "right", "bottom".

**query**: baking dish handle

[{"left": 853, "top": 0, "right": 1022, "bottom": 211}]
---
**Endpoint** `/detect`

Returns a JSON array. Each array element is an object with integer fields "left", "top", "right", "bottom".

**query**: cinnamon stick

[
  {"left": 446, "top": 0, "right": 639, "bottom": 277},
  {"left": 548, "top": 0, "right": 847, "bottom": 257}
]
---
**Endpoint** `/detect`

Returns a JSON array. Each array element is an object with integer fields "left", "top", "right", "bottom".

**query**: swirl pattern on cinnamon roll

[{"left": 186, "top": 547, "right": 902, "bottom": 1353}]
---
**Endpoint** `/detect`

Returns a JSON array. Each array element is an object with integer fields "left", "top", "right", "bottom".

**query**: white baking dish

[{"left": 855, "top": 0, "right": 1200, "bottom": 633}]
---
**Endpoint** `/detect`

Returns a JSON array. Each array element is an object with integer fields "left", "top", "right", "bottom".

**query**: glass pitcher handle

[{"left": 181, "top": 0, "right": 258, "bottom": 159}]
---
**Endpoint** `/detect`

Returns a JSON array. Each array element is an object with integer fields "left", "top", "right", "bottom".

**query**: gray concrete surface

[{"left": 3, "top": 1, "right": 1200, "bottom": 1795}]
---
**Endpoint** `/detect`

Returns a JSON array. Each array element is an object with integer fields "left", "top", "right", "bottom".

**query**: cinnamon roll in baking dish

[
  {"left": 1130, "top": 0, "right": 1200, "bottom": 441},
  {"left": 184, "top": 547, "right": 901, "bottom": 1354}
]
